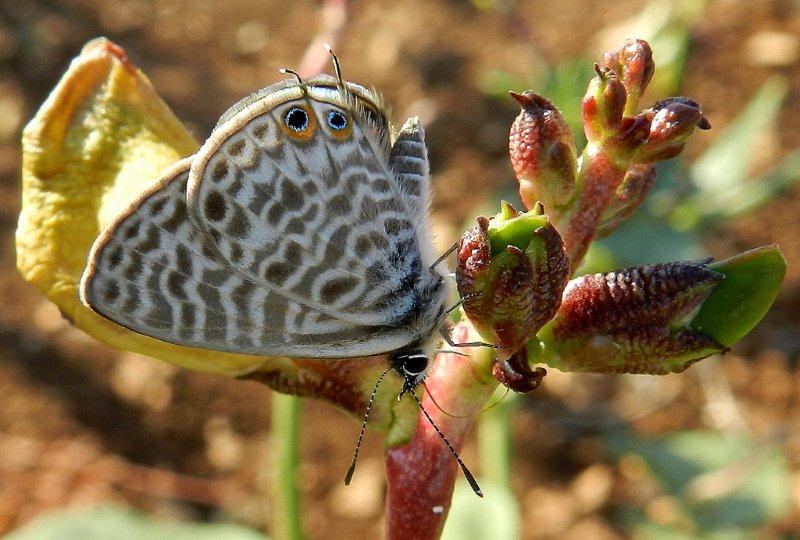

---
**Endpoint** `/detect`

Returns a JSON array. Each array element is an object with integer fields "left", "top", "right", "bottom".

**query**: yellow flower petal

[{"left": 17, "top": 37, "right": 275, "bottom": 376}]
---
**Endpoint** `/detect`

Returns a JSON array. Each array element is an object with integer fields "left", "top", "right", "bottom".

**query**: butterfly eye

[
  {"left": 284, "top": 107, "right": 309, "bottom": 132},
  {"left": 403, "top": 355, "right": 429, "bottom": 376},
  {"left": 327, "top": 110, "right": 348, "bottom": 131}
]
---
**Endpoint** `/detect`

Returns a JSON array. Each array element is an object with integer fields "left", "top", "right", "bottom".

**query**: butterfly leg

[
  {"left": 429, "top": 240, "right": 459, "bottom": 271},
  {"left": 436, "top": 349, "right": 472, "bottom": 357},
  {"left": 444, "top": 292, "right": 481, "bottom": 316},
  {"left": 438, "top": 326, "right": 500, "bottom": 349}
]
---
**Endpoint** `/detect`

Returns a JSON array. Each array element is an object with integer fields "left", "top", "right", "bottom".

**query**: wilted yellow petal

[{"left": 17, "top": 37, "right": 274, "bottom": 376}]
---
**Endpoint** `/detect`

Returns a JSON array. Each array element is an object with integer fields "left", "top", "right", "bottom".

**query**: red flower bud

[
  {"left": 492, "top": 347, "right": 547, "bottom": 393},
  {"left": 597, "top": 163, "right": 657, "bottom": 239},
  {"left": 543, "top": 260, "right": 725, "bottom": 374},
  {"left": 633, "top": 97, "right": 710, "bottom": 162},
  {"left": 509, "top": 91, "right": 577, "bottom": 213},
  {"left": 601, "top": 38, "right": 655, "bottom": 114}
]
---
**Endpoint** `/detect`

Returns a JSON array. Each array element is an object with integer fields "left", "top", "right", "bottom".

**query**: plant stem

[
  {"left": 477, "top": 391, "right": 519, "bottom": 488},
  {"left": 271, "top": 392, "right": 303, "bottom": 540}
]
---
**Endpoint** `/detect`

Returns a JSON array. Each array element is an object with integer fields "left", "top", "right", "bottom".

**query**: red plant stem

[
  {"left": 385, "top": 323, "right": 497, "bottom": 540},
  {"left": 560, "top": 150, "right": 627, "bottom": 265}
]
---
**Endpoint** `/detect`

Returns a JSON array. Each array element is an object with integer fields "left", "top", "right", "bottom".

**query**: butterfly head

[{"left": 390, "top": 349, "right": 431, "bottom": 389}]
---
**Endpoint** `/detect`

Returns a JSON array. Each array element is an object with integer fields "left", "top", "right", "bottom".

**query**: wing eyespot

[
  {"left": 325, "top": 109, "right": 352, "bottom": 139},
  {"left": 284, "top": 107, "right": 309, "bottom": 131},
  {"left": 280, "top": 105, "right": 315, "bottom": 140},
  {"left": 327, "top": 110, "right": 347, "bottom": 130}
]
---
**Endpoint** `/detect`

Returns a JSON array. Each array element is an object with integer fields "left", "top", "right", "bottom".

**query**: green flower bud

[
  {"left": 456, "top": 202, "right": 570, "bottom": 356},
  {"left": 582, "top": 66, "right": 627, "bottom": 143}
]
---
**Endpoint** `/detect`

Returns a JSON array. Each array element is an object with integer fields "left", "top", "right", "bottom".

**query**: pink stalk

[
  {"left": 385, "top": 323, "right": 497, "bottom": 540},
  {"left": 559, "top": 152, "right": 628, "bottom": 264}
]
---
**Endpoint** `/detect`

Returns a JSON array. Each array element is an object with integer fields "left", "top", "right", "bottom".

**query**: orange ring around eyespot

[
  {"left": 279, "top": 104, "right": 316, "bottom": 140},
  {"left": 325, "top": 109, "right": 353, "bottom": 140}
]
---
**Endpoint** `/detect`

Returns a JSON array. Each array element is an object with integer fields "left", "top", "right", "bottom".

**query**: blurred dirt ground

[{"left": 1, "top": 1, "right": 799, "bottom": 538}]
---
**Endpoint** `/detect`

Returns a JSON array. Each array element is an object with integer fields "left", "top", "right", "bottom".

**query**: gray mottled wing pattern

[
  {"left": 186, "top": 97, "right": 429, "bottom": 335},
  {"left": 80, "top": 158, "right": 415, "bottom": 357},
  {"left": 388, "top": 117, "right": 433, "bottom": 259},
  {"left": 389, "top": 117, "right": 431, "bottom": 224}
]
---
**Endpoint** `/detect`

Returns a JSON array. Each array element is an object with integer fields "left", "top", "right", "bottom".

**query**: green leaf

[
  {"left": 690, "top": 245, "right": 786, "bottom": 347},
  {"left": 442, "top": 479, "right": 520, "bottom": 540},
  {"left": 3, "top": 506, "right": 268, "bottom": 540}
]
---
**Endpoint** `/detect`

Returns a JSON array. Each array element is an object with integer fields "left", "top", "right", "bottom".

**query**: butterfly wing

[
  {"left": 388, "top": 117, "right": 434, "bottom": 259},
  {"left": 82, "top": 83, "right": 447, "bottom": 358},
  {"left": 80, "top": 158, "right": 420, "bottom": 357},
  {"left": 186, "top": 88, "right": 439, "bottom": 329}
]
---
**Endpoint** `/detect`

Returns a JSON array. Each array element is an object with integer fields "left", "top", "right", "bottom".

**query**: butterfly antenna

[
  {"left": 445, "top": 292, "right": 481, "bottom": 317},
  {"left": 345, "top": 366, "right": 392, "bottom": 486},
  {"left": 324, "top": 43, "right": 344, "bottom": 87},
  {"left": 407, "top": 382, "right": 483, "bottom": 497},
  {"left": 422, "top": 381, "right": 511, "bottom": 419},
  {"left": 279, "top": 68, "right": 305, "bottom": 88}
]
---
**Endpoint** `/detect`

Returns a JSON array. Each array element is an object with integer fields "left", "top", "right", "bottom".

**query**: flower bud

[
  {"left": 509, "top": 91, "right": 577, "bottom": 212},
  {"left": 601, "top": 38, "right": 655, "bottom": 114},
  {"left": 596, "top": 163, "right": 656, "bottom": 239},
  {"left": 492, "top": 348, "right": 547, "bottom": 393},
  {"left": 582, "top": 66, "right": 627, "bottom": 143},
  {"left": 456, "top": 202, "right": 570, "bottom": 355},
  {"left": 539, "top": 260, "right": 726, "bottom": 374},
  {"left": 633, "top": 97, "right": 711, "bottom": 163}
]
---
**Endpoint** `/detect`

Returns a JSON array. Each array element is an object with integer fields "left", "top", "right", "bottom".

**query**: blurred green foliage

[
  {"left": 607, "top": 430, "right": 791, "bottom": 537},
  {"left": 2, "top": 507, "right": 268, "bottom": 540},
  {"left": 442, "top": 478, "right": 521, "bottom": 540}
]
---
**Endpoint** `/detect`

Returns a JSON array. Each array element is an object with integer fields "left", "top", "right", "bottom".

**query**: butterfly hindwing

[
  {"left": 186, "top": 90, "right": 428, "bottom": 328},
  {"left": 80, "top": 158, "right": 417, "bottom": 357},
  {"left": 388, "top": 117, "right": 434, "bottom": 259}
]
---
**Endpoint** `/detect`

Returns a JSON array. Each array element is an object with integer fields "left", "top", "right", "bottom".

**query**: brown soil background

[{"left": 1, "top": 0, "right": 799, "bottom": 538}]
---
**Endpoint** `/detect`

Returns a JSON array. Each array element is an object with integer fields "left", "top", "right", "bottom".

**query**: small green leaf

[{"left": 690, "top": 245, "right": 786, "bottom": 346}]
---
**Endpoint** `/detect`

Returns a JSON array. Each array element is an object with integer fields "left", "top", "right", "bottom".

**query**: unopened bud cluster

[
  {"left": 508, "top": 38, "right": 709, "bottom": 266},
  {"left": 454, "top": 38, "right": 784, "bottom": 385}
]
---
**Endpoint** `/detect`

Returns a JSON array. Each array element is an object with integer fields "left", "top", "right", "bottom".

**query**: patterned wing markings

[
  {"left": 388, "top": 117, "right": 434, "bottom": 262},
  {"left": 80, "top": 158, "right": 418, "bottom": 357},
  {"left": 188, "top": 97, "right": 427, "bottom": 328},
  {"left": 389, "top": 117, "right": 431, "bottom": 223}
]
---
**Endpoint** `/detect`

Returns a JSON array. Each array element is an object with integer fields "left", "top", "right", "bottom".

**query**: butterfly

[{"left": 79, "top": 50, "right": 484, "bottom": 496}]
